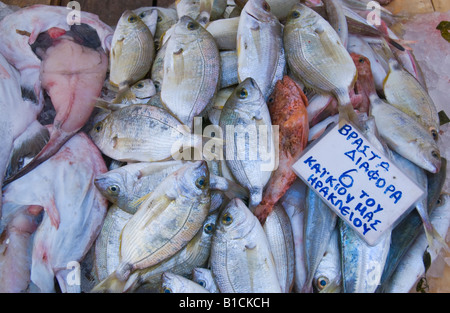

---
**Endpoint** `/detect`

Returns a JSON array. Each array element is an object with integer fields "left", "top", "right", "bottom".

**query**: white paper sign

[{"left": 292, "top": 122, "right": 425, "bottom": 246}]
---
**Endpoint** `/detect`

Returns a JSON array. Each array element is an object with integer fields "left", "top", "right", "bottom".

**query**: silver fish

[
  {"left": 160, "top": 272, "right": 211, "bottom": 293},
  {"left": 192, "top": 268, "right": 220, "bottom": 293},
  {"left": 211, "top": 198, "right": 282, "bottom": 293}
]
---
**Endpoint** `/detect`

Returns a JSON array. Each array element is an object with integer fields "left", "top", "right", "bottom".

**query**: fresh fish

[
  {"left": 192, "top": 268, "right": 220, "bottom": 293},
  {"left": 89, "top": 104, "right": 200, "bottom": 163},
  {"left": 94, "top": 161, "right": 186, "bottom": 214},
  {"left": 302, "top": 186, "right": 338, "bottom": 293},
  {"left": 109, "top": 10, "right": 155, "bottom": 101},
  {"left": 340, "top": 219, "right": 391, "bottom": 293},
  {"left": 347, "top": 35, "right": 389, "bottom": 92},
  {"left": 109, "top": 161, "right": 210, "bottom": 283},
  {"left": 0, "top": 52, "right": 48, "bottom": 214},
  {"left": 0, "top": 4, "right": 113, "bottom": 105},
  {"left": 254, "top": 76, "right": 309, "bottom": 224},
  {"left": 133, "top": 7, "right": 178, "bottom": 49},
  {"left": 206, "top": 16, "right": 240, "bottom": 51},
  {"left": 150, "top": 40, "right": 167, "bottom": 93},
  {"left": 308, "top": 115, "right": 339, "bottom": 143},
  {"left": 94, "top": 205, "right": 133, "bottom": 282},
  {"left": 0, "top": 208, "right": 40, "bottom": 293},
  {"left": 350, "top": 52, "right": 378, "bottom": 115},
  {"left": 93, "top": 207, "right": 218, "bottom": 293},
  {"left": 131, "top": 7, "right": 158, "bottom": 37},
  {"left": 235, "top": 0, "right": 299, "bottom": 21},
  {"left": 322, "top": 0, "right": 349, "bottom": 48},
  {"left": 219, "top": 78, "right": 276, "bottom": 209},
  {"left": 210, "top": 198, "right": 282, "bottom": 293},
  {"left": 383, "top": 193, "right": 450, "bottom": 293},
  {"left": 219, "top": 50, "right": 239, "bottom": 89},
  {"left": 369, "top": 95, "right": 441, "bottom": 174},
  {"left": 313, "top": 227, "right": 342, "bottom": 293},
  {"left": 2, "top": 132, "right": 108, "bottom": 293},
  {"left": 377, "top": 158, "right": 447, "bottom": 292},
  {"left": 284, "top": 3, "right": 359, "bottom": 126},
  {"left": 161, "top": 15, "right": 220, "bottom": 129},
  {"left": 263, "top": 204, "right": 295, "bottom": 293},
  {"left": 160, "top": 272, "right": 211, "bottom": 293},
  {"left": 4, "top": 25, "right": 109, "bottom": 186},
  {"left": 390, "top": 151, "right": 448, "bottom": 253},
  {"left": 383, "top": 59, "right": 440, "bottom": 141},
  {"left": 237, "top": 0, "right": 286, "bottom": 100},
  {"left": 280, "top": 179, "right": 308, "bottom": 293}
]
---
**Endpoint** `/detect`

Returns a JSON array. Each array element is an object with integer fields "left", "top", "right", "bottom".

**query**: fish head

[
  {"left": 89, "top": 115, "right": 113, "bottom": 152},
  {"left": 231, "top": 77, "right": 266, "bottom": 113},
  {"left": 216, "top": 198, "right": 257, "bottom": 240},
  {"left": 418, "top": 141, "right": 441, "bottom": 174},
  {"left": 242, "top": 0, "right": 274, "bottom": 23},
  {"left": 351, "top": 53, "right": 372, "bottom": 78},
  {"left": 285, "top": 3, "right": 319, "bottom": 28},
  {"left": 134, "top": 8, "right": 158, "bottom": 31},
  {"left": 176, "top": 161, "right": 211, "bottom": 200},
  {"left": 160, "top": 272, "right": 182, "bottom": 293},
  {"left": 114, "top": 10, "right": 147, "bottom": 40},
  {"left": 173, "top": 15, "right": 204, "bottom": 38},
  {"left": 131, "top": 79, "right": 157, "bottom": 99},
  {"left": 94, "top": 170, "right": 128, "bottom": 205}
]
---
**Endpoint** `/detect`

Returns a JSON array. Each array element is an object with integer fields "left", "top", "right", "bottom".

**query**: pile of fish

[{"left": 0, "top": 0, "right": 449, "bottom": 293}]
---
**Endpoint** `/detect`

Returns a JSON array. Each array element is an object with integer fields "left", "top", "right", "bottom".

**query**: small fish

[
  {"left": 89, "top": 104, "right": 200, "bottom": 163},
  {"left": 192, "top": 268, "right": 220, "bottom": 293},
  {"left": 113, "top": 161, "right": 211, "bottom": 282},
  {"left": 210, "top": 198, "right": 282, "bottom": 293},
  {"left": 313, "top": 227, "right": 342, "bottom": 293},
  {"left": 284, "top": 3, "right": 359, "bottom": 127},
  {"left": 134, "top": 7, "right": 178, "bottom": 49},
  {"left": 237, "top": 0, "right": 286, "bottom": 100},
  {"left": 383, "top": 59, "right": 440, "bottom": 141},
  {"left": 369, "top": 95, "right": 441, "bottom": 174},
  {"left": 322, "top": 0, "right": 349, "bottom": 48},
  {"left": 263, "top": 204, "right": 295, "bottom": 293},
  {"left": 109, "top": 11, "right": 155, "bottom": 100},
  {"left": 253, "top": 76, "right": 309, "bottom": 224},
  {"left": 160, "top": 272, "right": 211, "bottom": 293},
  {"left": 219, "top": 78, "right": 276, "bottom": 209},
  {"left": 161, "top": 16, "right": 220, "bottom": 129}
]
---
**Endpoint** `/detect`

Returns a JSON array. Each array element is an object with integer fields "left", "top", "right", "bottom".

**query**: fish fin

[
  {"left": 91, "top": 271, "right": 127, "bottom": 293},
  {"left": 423, "top": 222, "right": 450, "bottom": 254},
  {"left": 253, "top": 202, "right": 273, "bottom": 226},
  {"left": 112, "top": 85, "right": 133, "bottom": 104},
  {"left": 6, "top": 122, "right": 50, "bottom": 180},
  {"left": 123, "top": 272, "right": 141, "bottom": 293},
  {"left": 245, "top": 242, "right": 257, "bottom": 250},
  {"left": 336, "top": 91, "right": 360, "bottom": 129}
]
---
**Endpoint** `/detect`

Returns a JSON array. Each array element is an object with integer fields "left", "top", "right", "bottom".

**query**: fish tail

[
  {"left": 211, "top": 175, "right": 249, "bottom": 203},
  {"left": 423, "top": 221, "right": 449, "bottom": 254},
  {"left": 336, "top": 92, "right": 360, "bottom": 129},
  {"left": 90, "top": 271, "right": 127, "bottom": 293}
]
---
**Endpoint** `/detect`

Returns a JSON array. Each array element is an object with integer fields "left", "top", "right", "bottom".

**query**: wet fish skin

[
  {"left": 115, "top": 161, "right": 211, "bottom": 282},
  {"left": 369, "top": 95, "right": 441, "bottom": 174},
  {"left": 263, "top": 204, "right": 296, "bottom": 293},
  {"left": 109, "top": 10, "right": 154, "bottom": 95},
  {"left": 322, "top": 0, "right": 348, "bottom": 48},
  {"left": 89, "top": 104, "right": 196, "bottom": 163},
  {"left": 254, "top": 76, "right": 309, "bottom": 224},
  {"left": 211, "top": 198, "right": 282, "bottom": 293},
  {"left": 284, "top": 3, "right": 358, "bottom": 126},
  {"left": 219, "top": 78, "right": 276, "bottom": 209},
  {"left": 192, "top": 268, "right": 220, "bottom": 293},
  {"left": 383, "top": 59, "right": 440, "bottom": 142},
  {"left": 237, "top": 0, "right": 286, "bottom": 100},
  {"left": 206, "top": 17, "right": 240, "bottom": 51},
  {"left": 161, "top": 15, "right": 220, "bottom": 129}
]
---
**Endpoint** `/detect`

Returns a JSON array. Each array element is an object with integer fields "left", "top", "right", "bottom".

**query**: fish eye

[
  {"left": 359, "top": 57, "right": 365, "bottom": 63},
  {"left": 139, "top": 12, "right": 146, "bottom": 19},
  {"left": 94, "top": 122, "right": 103, "bottom": 133},
  {"left": 431, "top": 129, "right": 439, "bottom": 141},
  {"left": 128, "top": 15, "right": 138, "bottom": 23},
  {"left": 237, "top": 88, "right": 248, "bottom": 99},
  {"left": 198, "top": 280, "right": 206, "bottom": 287},
  {"left": 107, "top": 185, "right": 120, "bottom": 195},
  {"left": 187, "top": 21, "right": 199, "bottom": 31},
  {"left": 290, "top": 10, "right": 300, "bottom": 19},
  {"left": 135, "top": 82, "right": 145, "bottom": 89},
  {"left": 204, "top": 223, "right": 215, "bottom": 235},
  {"left": 154, "top": 81, "right": 161, "bottom": 91},
  {"left": 222, "top": 213, "right": 233, "bottom": 226},
  {"left": 431, "top": 150, "right": 440, "bottom": 160},
  {"left": 157, "top": 15, "right": 163, "bottom": 22},
  {"left": 162, "top": 286, "right": 172, "bottom": 293},
  {"left": 262, "top": 1, "right": 271, "bottom": 12},
  {"left": 268, "top": 96, "right": 275, "bottom": 104},
  {"left": 316, "top": 277, "right": 329, "bottom": 291},
  {"left": 196, "top": 176, "right": 208, "bottom": 189}
]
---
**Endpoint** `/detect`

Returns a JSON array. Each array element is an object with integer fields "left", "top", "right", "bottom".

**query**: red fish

[
  {"left": 351, "top": 52, "right": 378, "bottom": 116},
  {"left": 254, "top": 76, "right": 309, "bottom": 225}
]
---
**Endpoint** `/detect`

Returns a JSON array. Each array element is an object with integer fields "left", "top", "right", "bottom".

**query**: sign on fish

[{"left": 292, "top": 122, "right": 425, "bottom": 246}]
